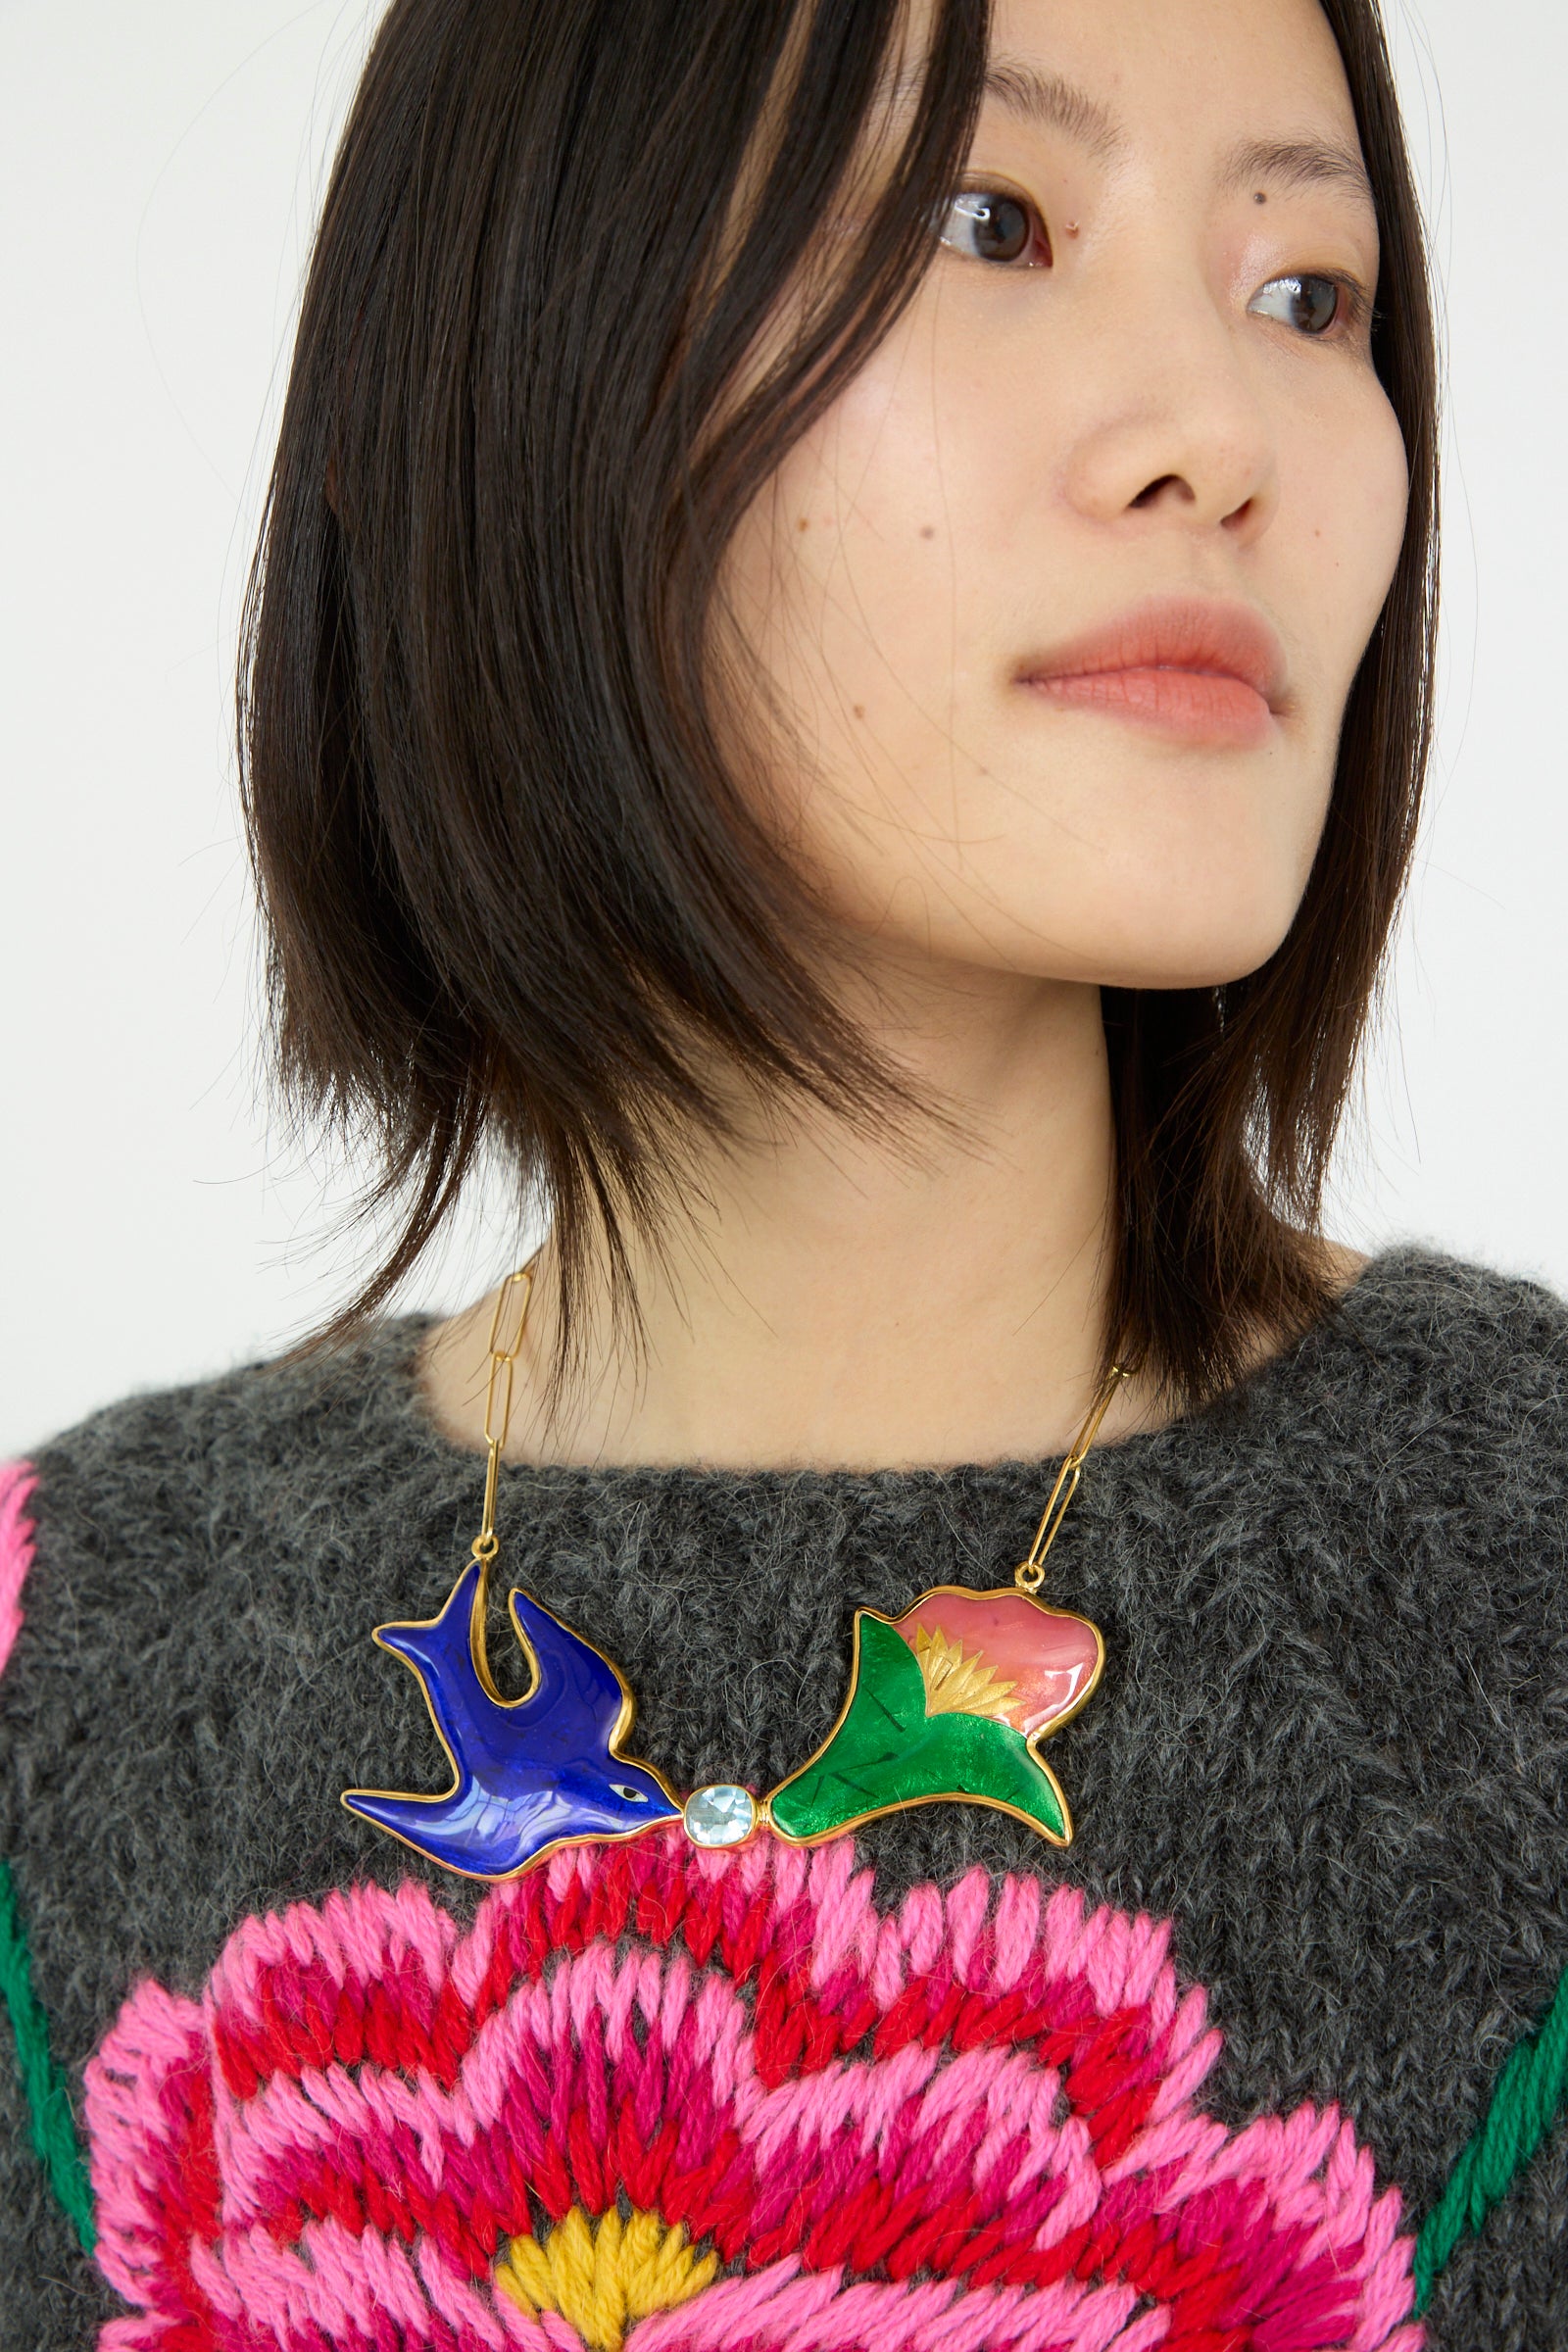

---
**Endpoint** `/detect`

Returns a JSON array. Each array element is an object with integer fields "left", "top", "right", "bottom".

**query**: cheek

[
  {"left": 1293, "top": 378, "right": 1409, "bottom": 695},
  {"left": 742, "top": 309, "right": 998, "bottom": 634},
  {"left": 719, "top": 343, "right": 1017, "bottom": 843}
]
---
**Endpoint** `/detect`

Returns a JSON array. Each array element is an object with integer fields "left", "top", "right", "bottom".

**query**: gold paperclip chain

[
  {"left": 471, "top": 1264, "right": 536, "bottom": 1565},
  {"left": 1013, "top": 1360, "right": 1136, "bottom": 1594},
  {"left": 470, "top": 1260, "right": 1130, "bottom": 1592}
]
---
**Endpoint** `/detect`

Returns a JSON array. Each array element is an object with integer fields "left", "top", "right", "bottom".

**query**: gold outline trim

[
  {"left": 341, "top": 1561, "right": 682, "bottom": 1884},
  {"left": 761, "top": 1583, "right": 1105, "bottom": 1851}
]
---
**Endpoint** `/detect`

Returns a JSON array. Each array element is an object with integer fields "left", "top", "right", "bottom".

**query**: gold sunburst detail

[
  {"left": 911, "top": 1623, "right": 1017, "bottom": 1719},
  {"left": 496, "top": 2204, "right": 718, "bottom": 2350}
]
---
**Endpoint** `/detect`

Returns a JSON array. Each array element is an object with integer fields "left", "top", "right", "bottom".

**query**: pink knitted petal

[
  {"left": 1103, "top": 2316, "right": 1173, "bottom": 2352},
  {"left": 416, "top": 2230, "right": 515, "bottom": 2344},
  {"left": 0, "top": 1460, "right": 37, "bottom": 1677},
  {"left": 803, "top": 1837, "right": 875, "bottom": 1986},
  {"left": 83, "top": 1978, "right": 214, "bottom": 2324},
  {"left": 626, "top": 2261, "right": 1142, "bottom": 2352},
  {"left": 209, "top": 1877, "right": 460, "bottom": 2046},
  {"left": 186, "top": 2217, "right": 554, "bottom": 2352},
  {"left": 1349, "top": 2237, "right": 1424, "bottom": 2352},
  {"left": 218, "top": 1953, "right": 756, "bottom": 2243},
  {"left": 624, "top": 2259, "right": 842, "bottom": 2350}
]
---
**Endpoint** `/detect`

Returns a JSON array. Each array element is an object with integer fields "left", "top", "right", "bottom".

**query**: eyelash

[{"left": 939, "top": 183, "right": 1376, "bottom": 342}]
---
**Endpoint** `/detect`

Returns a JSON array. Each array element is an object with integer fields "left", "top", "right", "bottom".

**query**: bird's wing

[
  {"left": 373, "top": 1557, "right": 493, "bottom": 1758},
  {"left": 508, "top": 1587, "right": 634, "bottom": 1756}
]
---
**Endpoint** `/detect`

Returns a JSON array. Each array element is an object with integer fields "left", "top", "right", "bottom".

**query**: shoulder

[
  {"left": 1258, "top": 1242, "right": 1568, "bottom": 1535},
  {"left": 0, "top": 1319, "right": 459, "bottom": 2331},
  {"left": 24, "top": 1309, "right": 427, "bottom": 1485},
  {"left": 1279, "top": 1241, "right": 1568, "bottom": 1451},
  {"left": 0, "top": 1314, "right": 469, "bottom": 2040},
  {"left": 14, "top": 1311, "right": 440, "bottom": 1544},
  {"left": 1137, "top": 1241, "right": 1568, "bottom": 1669},
  {"left": 1338, "top": 1239, "right": 1568, "bottom": 1368},
  {"left": 0, "top": 1316, "right": 455, "bottom": 1738},
  {"left": 1241, "top": 1243, "right": 1568, "bottom": 1691}
]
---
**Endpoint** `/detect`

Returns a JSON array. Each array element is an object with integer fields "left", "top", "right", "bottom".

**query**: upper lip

[{"left": 1017, "top": 594, "right": 1288, "bottom": 711}]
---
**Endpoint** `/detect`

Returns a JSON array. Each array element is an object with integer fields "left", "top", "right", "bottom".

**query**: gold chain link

[
  {"left": 470, "top": 1262, "right": 536, "bottom": 1565},
  {"left": 1013, "top": 1360, "right": 1136, "bottom": 1593},
  {"left": 468, "top": 1262, "right": 1132, "bottom": 1589}
]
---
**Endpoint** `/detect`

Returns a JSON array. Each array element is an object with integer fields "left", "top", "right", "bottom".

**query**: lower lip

[{"left": 1019, "top": 665, "right": 1274, "bottom": 748}]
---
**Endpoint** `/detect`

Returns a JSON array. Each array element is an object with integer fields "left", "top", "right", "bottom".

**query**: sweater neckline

[{"left": 373, "top": 1243, "right": 1412, "bottom": 1495}]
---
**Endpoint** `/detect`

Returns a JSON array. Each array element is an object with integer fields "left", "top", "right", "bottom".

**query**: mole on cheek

[
  {"left": 797, "top": 517, "right": 810, "bottom": 532},
  {"left": 919, "top": 525, "right": 936, "bottom": 541}
]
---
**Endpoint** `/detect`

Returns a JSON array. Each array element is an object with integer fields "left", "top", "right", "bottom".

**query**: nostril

[{"left": 1131, "top": 474, "right": 1189, "bottom": 509}]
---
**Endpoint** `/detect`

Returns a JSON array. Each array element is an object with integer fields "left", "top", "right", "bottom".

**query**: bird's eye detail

[
  {"left": 611, "top": 1782, "right": 648, "bottom": 1803},
  {"left": 1248, "top": 271, "right": 1365, "bottom": 338},
  {"left": 938, "top": 189, "right": 1049, "bottom": 268}
]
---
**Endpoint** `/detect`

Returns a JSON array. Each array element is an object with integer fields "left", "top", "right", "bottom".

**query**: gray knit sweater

[{"left": 2, "top": 1247, "right": 1566, "bottom": 2350}]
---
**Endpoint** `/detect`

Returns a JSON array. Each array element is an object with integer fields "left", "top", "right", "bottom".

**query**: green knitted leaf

[
  {"left": 768, "top": 1610, "right": 1067, "bottom": 1842},
  {"left": 0, "top": 1856, "right": 96, "bottom": 2254},
  {"left": 1414, "top": 1957, "right": 1568, "bottom": 2311}
]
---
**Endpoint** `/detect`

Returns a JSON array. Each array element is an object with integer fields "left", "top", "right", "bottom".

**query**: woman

[{"left": 3, "top": 0, "right": 1563, "bottom": 2343}]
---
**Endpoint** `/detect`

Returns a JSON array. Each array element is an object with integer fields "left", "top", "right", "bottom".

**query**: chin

[
  {"left": 956, "top": 758, "right": 1325, "bottom": 992},
  {"left": 1099, "top": 816, "right": 1316, "bottom": 986},
  {"left": 978, "top": 873, "right": 1304, "bottom": 993},
  {"left": 1090, "top": 904, "right": 1302, "bottom": 992},
  {"left": 833, "top": 824, "right": 1314, "bottom": 992}
]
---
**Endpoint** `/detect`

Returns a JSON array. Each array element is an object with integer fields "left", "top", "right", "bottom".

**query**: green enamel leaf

[{"left": 768, "top": 1612, "right": 1067, "bottom": 1843}]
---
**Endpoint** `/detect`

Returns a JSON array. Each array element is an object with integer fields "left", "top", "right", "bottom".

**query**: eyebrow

[
  {"left": 1214, "top": 134, "right": 1377, "bottom": 214},
  {"left": 978, "top": 56, "right": 1378, "bottom": 217},
  {"left": 980, "top": 60, "right": 1125, "bottom": 167}
]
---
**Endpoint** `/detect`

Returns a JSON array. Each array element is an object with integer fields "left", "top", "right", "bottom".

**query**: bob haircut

[{"left": 241, "top": 0, "right": 1439, "bottom": 1408}]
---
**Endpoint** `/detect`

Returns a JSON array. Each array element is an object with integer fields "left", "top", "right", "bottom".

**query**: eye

[
  {"left": 937, "top": 188, "right": 1051, "bottom": 268},
  {"left": 1248, "top": 270, "right": 1369, "bottom": 339},
  {"left": 610, "top": 1782, "right": 648, "bottom": 1803}
]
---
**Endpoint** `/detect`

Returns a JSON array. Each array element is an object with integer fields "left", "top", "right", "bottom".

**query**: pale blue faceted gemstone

[{"left": 683, "top": 1784, "right": 759, "bottom": 1847}]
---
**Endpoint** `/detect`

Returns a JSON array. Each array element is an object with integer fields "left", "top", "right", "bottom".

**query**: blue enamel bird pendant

[{"left": 343, "top": 1557, "right": 683, "bottom": 1878}]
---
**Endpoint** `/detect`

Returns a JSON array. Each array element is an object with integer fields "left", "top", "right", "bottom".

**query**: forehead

[{"left": 979, "top": 0, "right": 1371, "bottom": 213}]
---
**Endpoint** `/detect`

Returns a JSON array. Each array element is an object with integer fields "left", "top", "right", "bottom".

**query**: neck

[{"left": 424, "top": 971, "right": 1152, "bottom": 1468}]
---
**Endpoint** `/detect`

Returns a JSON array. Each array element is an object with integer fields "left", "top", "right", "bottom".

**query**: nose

[{"left": 1054, "top": 254, "right": 1280, "bottom": 549}]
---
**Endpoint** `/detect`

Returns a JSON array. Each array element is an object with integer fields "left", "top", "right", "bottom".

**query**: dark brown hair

[{"left": 240, "top": 0, "right": 1439, "bottom": 1406}]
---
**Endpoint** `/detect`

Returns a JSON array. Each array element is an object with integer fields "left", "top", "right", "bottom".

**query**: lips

[{"left": 1017, "top": 595, "right": 1287, "bottom": 747}]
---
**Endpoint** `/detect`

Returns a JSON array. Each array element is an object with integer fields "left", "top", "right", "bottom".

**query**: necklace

[{"left": 344, "top": 1265, "right": 1133, "bottom": 1882}]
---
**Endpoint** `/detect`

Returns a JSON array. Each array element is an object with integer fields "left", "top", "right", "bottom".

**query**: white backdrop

[{"left": 2, "top": 0, "right": 1562, "bottom": 1455}]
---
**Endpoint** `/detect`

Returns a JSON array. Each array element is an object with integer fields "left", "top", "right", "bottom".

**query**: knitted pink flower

[{"left": 85, "top": 1827, "right": 1423, "bottom": 2351}]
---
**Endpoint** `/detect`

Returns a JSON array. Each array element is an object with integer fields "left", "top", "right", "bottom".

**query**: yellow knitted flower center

[
  {"left": 495, "top": 2204, "right": 719, "bottom": 2351},
  {"left": 912, "top": 1623, "right": 1017, "bottom": 1719}
]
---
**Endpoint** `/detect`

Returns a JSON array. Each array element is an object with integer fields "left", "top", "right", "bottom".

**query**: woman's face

[{"left": 722, "top": 0, "right": 1408, "bottom": 991}]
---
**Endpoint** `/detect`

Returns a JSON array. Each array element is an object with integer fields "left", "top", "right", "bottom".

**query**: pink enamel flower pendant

[{"left": 766, "top": 1583, "right": 1104, "bottom": 1849}]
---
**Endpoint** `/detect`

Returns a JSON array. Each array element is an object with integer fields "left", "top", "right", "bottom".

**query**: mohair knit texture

[{"left": 1, "top": 1246, "right": 1566, "bottom": 2348}]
